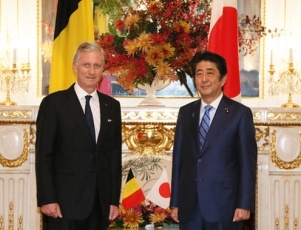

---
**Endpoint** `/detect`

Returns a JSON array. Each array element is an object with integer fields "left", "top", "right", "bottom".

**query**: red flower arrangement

[
  {"left": 96, "top": 0, "right": 211, "bottom": 95},
  {"left": 109, "top": 201, "right": 178, "bottom": 229},
  {"left": 95, "top": 0, "right": 266, "bottom": 95}
]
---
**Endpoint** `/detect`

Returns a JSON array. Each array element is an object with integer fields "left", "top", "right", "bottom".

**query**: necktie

[
  {"left": 199, "top": 105, "right": 213, "bottom": 148},
  {"left": 85, "top": 95, "right": 96, "bottom": 142}
]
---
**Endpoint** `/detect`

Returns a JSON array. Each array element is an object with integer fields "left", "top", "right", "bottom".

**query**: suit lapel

[
  {"left": 191, "top": 100, "right": 202, "bottom": 155},
  {"left": 64, "top": 85, "right": 93, "bottom": 142},
  {"left": 96, "top": 92, "right": 109, "bottom": 144}
]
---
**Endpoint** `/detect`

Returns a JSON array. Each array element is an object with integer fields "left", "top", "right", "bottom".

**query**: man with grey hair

[{"left": 36, "top": 41, "right": 122, "bottom": 230}]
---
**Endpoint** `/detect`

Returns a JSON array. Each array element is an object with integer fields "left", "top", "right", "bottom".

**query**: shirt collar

[
  {"left": 74, "top": 82, "right": 97, "bottom": 100},
  {"left": 201, "top": 93, "right": 223, "bottom": 110}
]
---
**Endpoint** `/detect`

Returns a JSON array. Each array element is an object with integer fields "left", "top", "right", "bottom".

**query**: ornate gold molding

[
  {"left": 255, "top": 126, "right": 269, "bottom": 151},
  {"left": 0, "top": 128, "right": 29, "bottom": 167},
  {"left": 18, "top": 216, "right": 23, "bottom": 230},
  {"left": 270, "top": 130, "right": 301, "bottom": 169},
  {"left": 255, "top": 122, "right": 301, "bottom": 127},
  {"left": 267, "top": 112, "right": 301, "bottom": 121},
  {"left": 0, "top": 110, "right": 32, "bottom": 119},
  {"left": 294, "top": 218, "right": 299, "bottom": 230},
  {"left": 122, "top": 122, "right": 175, "bottom": 155},
  {"left": 0, "top": 216, "right": 3, "bottom": 230},
  {"left": 253, "top": 111, "right": 263, "bottom": 121},
  {"left": 122, "top": 110, "right": 178, "bottom": 121},
  {"left": 274, "top": 205, "right": 299, "bottom": 230},
  {"left": 0, "top": 122, "right": 36, "bottom": 145},
  {"left": 8, "top": 202, "right": 14, "bottom": 230}
]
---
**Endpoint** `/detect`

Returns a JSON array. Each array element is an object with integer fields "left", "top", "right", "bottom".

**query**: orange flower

[
  {"left": 125, "top": 13, "right": 140, "bottom": 29},
  {"left": 123, "top": 209, "right": 144, "bottom": 228},
  {"left": 148, "top": 1, "right": 163, "bottom": 16},
  {"left": 173, "top": 20, "right": 190, "bottom": 33},
  {"left": 145, "top": 46, "right": 163, "bottom": 65},
  {"left": 136, "top": 32, "right": 153, "bottom": 53},
  {"left": 124, "top": 40, "right": 139, "bottom": 56},
  {"left": 161, "top": 43, "right": 175, "bottom": 59}
]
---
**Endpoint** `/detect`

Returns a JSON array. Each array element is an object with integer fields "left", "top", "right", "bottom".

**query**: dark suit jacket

[
  {"left": 35, "top": 84, "right": 122, "bottom": 220},
  {"left": 170, "top": 95, "right": 257, "bottom": 222}
]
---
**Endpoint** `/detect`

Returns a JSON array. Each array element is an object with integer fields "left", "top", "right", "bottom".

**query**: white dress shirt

[{"left": 74, "top": 83, "right": 101, "bottom": 141}]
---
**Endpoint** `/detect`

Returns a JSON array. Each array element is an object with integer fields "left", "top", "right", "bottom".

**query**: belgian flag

[
  {"left": 49, "top": 0, "right": 94, "bottom": 93},
  {"left": 121, "top": 168, "right": 146, "bottom": 210}
]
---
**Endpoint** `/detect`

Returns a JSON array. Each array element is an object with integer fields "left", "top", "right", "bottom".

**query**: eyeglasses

[{"left": 81, "top": 63, "right": 103, "bottom": 69}]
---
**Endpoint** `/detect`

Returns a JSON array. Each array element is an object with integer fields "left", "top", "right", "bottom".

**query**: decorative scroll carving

[
  {"left": 255, "top": 126, "right": 269, "bottom": 151},
  {"left": 8, "top": 202, "right": 13, "bottom": 230},
  {"left": 122, "top": 122, "right": 175, "bottom": 155},
  {"left": 18, "top": 216, "right": 23, "bottom": 230},
  {"left": 274, "top": 205, "right": 297, "bottom": 230},
  {"left": 294, "top": 218, "right": 298, "bottom": 230},
  {"left": 122, "top": 110, "right": 178, "bottom": 121},
  {"left": 253, "top": 111, "right": 263, "bottom": 121},
  {"left": 275, "top": 218, "right": 279, "bottom": 230},
  {"left": 0, "top": 128, "right": 29, "bottom": 167},
  {"left": 0, "top": 110, "right": 32, "bottom": 119},
  {"left": 270, "top": 129, "right": 301, "bottom": 169},
  {"left": 284, "top": 205, "right": 289, "bottom": 230},
  {"left": 0, "top": 216, "right": 3, "bottom": 230},
  {"left": 267, "top": 112, "right": 301, "bottom": 121}
]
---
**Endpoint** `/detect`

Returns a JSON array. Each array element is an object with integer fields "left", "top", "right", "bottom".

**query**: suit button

[{"left": 198, "top": 159, "right": 202, "bottom": 163}]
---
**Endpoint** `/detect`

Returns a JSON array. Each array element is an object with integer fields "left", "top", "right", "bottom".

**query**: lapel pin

[{"left": 225, "top": 108, "right": 229, "bottom": 113}]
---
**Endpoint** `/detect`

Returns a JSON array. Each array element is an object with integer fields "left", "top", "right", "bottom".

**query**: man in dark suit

[
  {"left": 170, "top": 51, "right": 257, "bottom": 230},
  {"left": 35, "top": 41, "right": 122, "bottom": 230}
]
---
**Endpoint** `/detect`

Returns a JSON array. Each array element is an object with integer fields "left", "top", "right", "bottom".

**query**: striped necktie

[{"left": 199, "top": 105, "right": 213, "bottom": 149}]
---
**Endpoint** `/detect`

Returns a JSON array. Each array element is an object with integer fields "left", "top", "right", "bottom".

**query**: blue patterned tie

[
  {"left": 85, "top": 95, "right": 96, "bottom": 142},
  {"left": 199, "top": 105, "right": 213, "bottom": 149}
]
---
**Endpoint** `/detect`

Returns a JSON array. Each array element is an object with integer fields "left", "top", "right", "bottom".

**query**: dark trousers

[
  {"left": 179, "top": 202, "right": 241, "bottom": 230},
  {"left": 47, "top": 190, "right": 108, "bottom": 230}
]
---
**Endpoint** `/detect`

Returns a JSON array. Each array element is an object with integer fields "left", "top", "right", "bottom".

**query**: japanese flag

[
  {"left": 208, "top": 0, "right": 241, "bottom": 101},
  {"left": 146, "top": 168, "right": 171, "bottom": 209}
]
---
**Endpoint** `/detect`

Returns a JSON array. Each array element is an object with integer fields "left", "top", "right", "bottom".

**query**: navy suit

[
  {"left": 35, "top": 84, "right": 122, "bottom": 224},
  {"left": 170, "top": 96, "right": 257, "bottom": 225}
]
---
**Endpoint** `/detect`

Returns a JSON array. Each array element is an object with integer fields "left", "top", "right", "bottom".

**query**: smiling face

[
  {"left": 194, "top": 60, "right": 227, "bottom": 104},
  {"left": 73, "top": 50, "right": 104, "bottom": 94}
]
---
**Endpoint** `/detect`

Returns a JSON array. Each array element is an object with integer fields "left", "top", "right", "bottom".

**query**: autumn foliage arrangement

[
  {"left": 96, "top": 0, "right": 211, "bottom": 94},
  {"left": 95, "top": 0, "right": 266, "bottom": 95}
]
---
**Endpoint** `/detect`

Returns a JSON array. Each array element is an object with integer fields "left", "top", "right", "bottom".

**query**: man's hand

[
  {"left": 170, "top": 207, "right": 179, "bottom": 223},
  {"left": 41, "top": 203, "right": 63, "bottom": 218},
  {"left": 109, "top": 205, "right": 119, "bottom": 220},
  {"left": 233, "top": 208, "right": 250, "bottom": 222}
]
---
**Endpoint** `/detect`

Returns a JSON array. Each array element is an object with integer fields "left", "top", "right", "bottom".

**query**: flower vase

[{"left": 137, "top": 79, "right": 170, "bottom": 107}]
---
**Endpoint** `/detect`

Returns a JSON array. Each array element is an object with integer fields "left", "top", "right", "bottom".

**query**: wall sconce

[{"left": 268, "top": 48, "right": 301, "bottom": 108}]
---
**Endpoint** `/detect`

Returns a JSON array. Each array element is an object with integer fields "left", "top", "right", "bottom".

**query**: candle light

[
  {"left": 27, "top": 48, "right": 30, "bottom": 63},
  {"left": 289, "top": 48, "right": 293, "bottom": 63},
  {"left": 13, "top": 48, "right": 17, "bottom": 64},
  {"left": 270, "top": 49, "right": 273, "bottom": 65}
]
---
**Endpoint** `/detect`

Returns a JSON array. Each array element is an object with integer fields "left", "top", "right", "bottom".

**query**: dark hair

[{"left": 190, "top": 51, "right": 227, "bottom": 80}]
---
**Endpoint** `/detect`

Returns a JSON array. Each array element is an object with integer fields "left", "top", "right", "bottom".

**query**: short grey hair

[{"left": 73, "top": 41, "right": 105, "bottom": 66}]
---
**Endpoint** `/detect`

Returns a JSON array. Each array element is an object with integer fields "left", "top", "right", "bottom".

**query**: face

[
  {"left": 73, "top": 50, "right": 104, "bottom": 94},
  {"left": 194, "top": 61, "right": 227, "bottom": 104}
]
